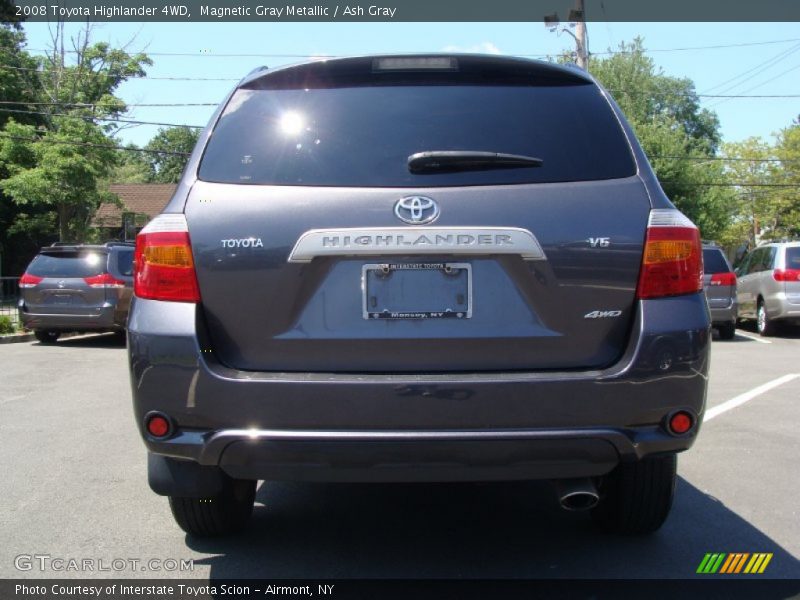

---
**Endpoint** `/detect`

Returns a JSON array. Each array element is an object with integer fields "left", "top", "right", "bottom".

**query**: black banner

[
  {"left": 3, "top": 579, "right": 800, "bottom": 600},
  {"left": 7, "top": 0, "right": 800, "bottom": 23}
]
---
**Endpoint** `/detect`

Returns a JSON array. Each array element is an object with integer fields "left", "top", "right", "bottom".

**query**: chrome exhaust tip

[{"left": 554, "top": 478, "right": 599, "bottom": 511}]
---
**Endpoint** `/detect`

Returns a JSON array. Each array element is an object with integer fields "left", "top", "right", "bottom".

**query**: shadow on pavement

[
  {"left": 184, "top": 477, "right": 800, "bottom": 584},
  {"left": 45, "top": 332, "right": 126, "bottom": 349},
  {"left": 736, "top": 321, "right": 800, "bottom": 340}
]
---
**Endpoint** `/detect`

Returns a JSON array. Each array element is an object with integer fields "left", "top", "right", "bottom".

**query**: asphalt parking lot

[{"left": 1, "top": 326, "right": 799, "bottom": 582}]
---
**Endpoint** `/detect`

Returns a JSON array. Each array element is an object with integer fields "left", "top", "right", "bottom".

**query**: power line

[
  {"left": 25, "top": 37, "right": 800, "bottom": 59},
  {"left": 662, "top": 181, "right": 798, "bottom": 188},
  {"left": 0, "top": 100, "right": 217, "bottom": 107},
  {"left": 0, "top": 64, "right": 239, "bottom": 81},
  {"left": 651, "top": 155, "right": 799, "bottom": 163},
  {"left": 0, "top": 107, "right": 204, "bottom": 128},
  {"left": 702, "top": 42, "right": 800, "bottom": 95},
  {"left": 0, "top": 133, "right": 191, "bottom": 155}
]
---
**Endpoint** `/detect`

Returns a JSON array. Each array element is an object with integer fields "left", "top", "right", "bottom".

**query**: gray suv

[
  {"left": 702, "top": 244, "right": 737, "bottom": 340},
  {"left": 736, "top": 241, "right": 800, "bottom": 336},
  {"left": 128, "top": 55, "right": 710, "bottom": 537},
  {"left": 19, "top": 242, "right": 134, "bottom": 343}
]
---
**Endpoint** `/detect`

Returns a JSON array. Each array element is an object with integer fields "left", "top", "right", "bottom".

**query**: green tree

[
  {"left": 0, "top": 17, "right": 53, "bottom": 274},
  {"left": 770, "top": 122, "right": 800, "bottom": 239},
  {"left": 106, "top": 145, "right": 152, "bottom": 184},
  {"left": 0, "top": 23, "right": 151, "bottom": 242},
  {"left": 0, "top": 118, "right": 117, "bottom": 241},
  {"left": 719, "top": 137, "right": 776, "bottom": 247},
  {"left": 589, "top": 39, "right": 736, "bottom": 240},
  {"left": 143, "top": 126, "right": 199, "bottom": 183}
]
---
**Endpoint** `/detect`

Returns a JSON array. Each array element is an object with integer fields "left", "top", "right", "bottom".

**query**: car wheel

[
  {"left": 34, "top": 330, "right": 60, "bottom": 344},
  {"left": 757, "top": 301, "right": 777, "bottom": 337},
  {"left": 168, "top": 478, "right": 256, "bottom": 537},
  {"left": 718, "top": 323, "right": 736, "bottom": 340},
  {"left": 591, "top": 454, "right": 676, "bottom": 534}
]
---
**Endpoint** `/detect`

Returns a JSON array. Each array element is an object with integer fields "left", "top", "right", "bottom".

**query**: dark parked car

[
  {"left": 128, "top": 55, "right": 710, "bottom": 536},
  {"left": 736, "top": 241, "right": 800, "bottom": 336},
  {"left": 19, "top": 242, "right": 134, "bottom": 343},
  {"left": 702, "top": 243, "right": 737, "bottom": 340}
]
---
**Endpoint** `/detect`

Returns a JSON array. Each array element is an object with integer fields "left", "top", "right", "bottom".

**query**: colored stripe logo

[{"left": 697, "top": 553, "right": 773, "bottom": 574}]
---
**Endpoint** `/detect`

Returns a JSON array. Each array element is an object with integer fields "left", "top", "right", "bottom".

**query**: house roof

[{"left": 94, "top": 184, "right": 177, "bottom": 227}]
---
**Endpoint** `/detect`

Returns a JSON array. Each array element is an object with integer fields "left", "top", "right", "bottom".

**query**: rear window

[
  {"left": 785, "top": 247, "right": 800, "bottom": 268},
  {"left": 26, "top": 252, "right": 107, "bottom": 278},
  {"left": 116, "top": 250, "right": 134, "bottom": 276},
  {"left": 199, "top": 84, "right": 636, "bottom": 187},
  {"left": 703, "top": 248, "right": 731, "bottom": 274}
]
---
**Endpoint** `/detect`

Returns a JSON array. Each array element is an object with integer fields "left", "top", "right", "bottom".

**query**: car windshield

[
  {"left": 26, "top": 252, "right": 106, "bottom": 278},
  {"left": 199, "top": 84, "right": 636, "bottom": 187},
  {"left": 703, "top": 249, "right": 730, "bottom": 274}
]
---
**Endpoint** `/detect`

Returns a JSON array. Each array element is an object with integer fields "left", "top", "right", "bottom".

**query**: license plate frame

[{"left": 362, "top": 262, "right": 472, "bottom": 320}]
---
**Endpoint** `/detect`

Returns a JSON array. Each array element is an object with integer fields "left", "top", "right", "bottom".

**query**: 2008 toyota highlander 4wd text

[{"left": 128, "top": 55, "right": 710, "bottom": 537}]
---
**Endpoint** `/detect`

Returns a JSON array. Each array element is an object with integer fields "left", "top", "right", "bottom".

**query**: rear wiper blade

[{"left": 408, "top": 151, "right": 543, "bottom": 174}]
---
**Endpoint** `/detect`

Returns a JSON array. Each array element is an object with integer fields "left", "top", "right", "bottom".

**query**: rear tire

[
  {"left": 718, "top": 323, "right": 736, "bottom": 340},
  {"left": 168, "top": 478, "right": 256, "bottom": 537},
  {"left": 757, "top": 300, "right": 777, "bottom": 337},
  {"left": 591, "top": 454, "right": 677, "bottom": 534},
  {"left": 34, "top": 330, "right": 60, "bottom": 344}
]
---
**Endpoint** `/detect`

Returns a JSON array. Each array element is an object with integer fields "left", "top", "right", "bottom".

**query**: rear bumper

[
  {"left": 150, "top": 426, "right": 694, "bottom": 486},
  {"left": 709, "top": 300, "right": 737, "bottom": 325},
  {"left": 128, "top": 293, "right": 710, "bottom": 484},
  {"left": 19, "top": 302, "right": 122, "bottom": 331}
]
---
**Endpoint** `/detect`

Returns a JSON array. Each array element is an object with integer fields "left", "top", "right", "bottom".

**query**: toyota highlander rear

[{"left": 127, "top": 55, "right": 710, "bottom": 537}]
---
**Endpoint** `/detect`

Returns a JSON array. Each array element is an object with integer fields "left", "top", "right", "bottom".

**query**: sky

[{"left": 18, "top": 21, "right": 800, "bottom": 149}]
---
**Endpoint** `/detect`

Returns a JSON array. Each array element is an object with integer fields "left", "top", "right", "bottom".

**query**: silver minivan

[{"left": 736, "top": 241, "right": 800, "bottom": 336}]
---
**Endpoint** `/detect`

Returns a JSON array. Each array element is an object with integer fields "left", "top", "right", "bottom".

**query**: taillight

[
  {"left": 710, "top": 272, "right": 736, "bottom": 286},
  {"left": 84, "top": 272, "right": 126, "bottom": 288},
  {"left": 134, "top": 214, "right": 200, "bottom": 303},
  {"left": 773, "top": 269, "right": 800, "bottom": 282},
  {"left": 19, "top": 273, "right": 43, "bottom": 288},
  {"left": 636, "top": 209, "right": 703, "bottom": 300}
]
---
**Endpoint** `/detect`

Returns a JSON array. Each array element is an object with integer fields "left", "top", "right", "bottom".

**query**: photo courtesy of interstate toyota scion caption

[{"left": 128, "top": 54, "right": 710, "bottom": 537}]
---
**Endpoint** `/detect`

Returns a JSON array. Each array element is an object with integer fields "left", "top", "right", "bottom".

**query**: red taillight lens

[
  {"left": 636, "top": 210, "right": 703, "bottom": 300},
  {"left": 668, "top": 411, "right": 694, "bottom": 435},
  {"left": 773, "top": 269, "right": 800, "bottom": 282},
  {"left": 710, "top": 272, "right": 737, "bottom": 286},
  {"left": 134, "top": 215, "right": 200, "bottom": 303},
  {"left": 83, "top": 272, "right": 126, "bottom": 288},
  {"left": 19, "top": 273, "right": 43, "bottom": 288},
  {"left": 145, "top": 414, "right": 171, "bottom": 438}
]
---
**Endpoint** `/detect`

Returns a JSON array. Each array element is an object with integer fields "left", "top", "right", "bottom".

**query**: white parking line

[
  {"left": 704, "top": 373, "right": 800, "bottom": 422},
  {"left": 734, "top": 330, "right": 772, "bottom": 344}
]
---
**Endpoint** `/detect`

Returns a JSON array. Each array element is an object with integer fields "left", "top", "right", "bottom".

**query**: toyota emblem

[{"left": 394, "top": 196, "right": 439, "bottom": 225}]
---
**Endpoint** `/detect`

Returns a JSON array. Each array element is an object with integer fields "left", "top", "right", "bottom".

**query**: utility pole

[
  {"left": 544, "top": 0, "right": 589, "bottom": 71},
  {"left": 574, "top": 0, "right": 589, "bottom": 71}
]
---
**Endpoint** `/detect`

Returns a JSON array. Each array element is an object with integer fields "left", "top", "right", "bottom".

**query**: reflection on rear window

[
  {"left": 702, "top": 249, "right": 730, "bottom": 274},
  {"left": 27, "top": 253, "right": 106, "bottom": 278}
]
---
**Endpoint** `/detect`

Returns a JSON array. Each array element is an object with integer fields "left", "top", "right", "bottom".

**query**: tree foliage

[
  {"left": 589, "top": 39, "right": 736, "bottom": 241},
  {"left": 143, "top": 126, "right": 199, "bottom": 183},
  {"left": 0, "top": 23, "right": 151, "bottom": 245}
]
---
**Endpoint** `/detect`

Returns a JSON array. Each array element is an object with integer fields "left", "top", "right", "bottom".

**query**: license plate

[{"left": 362, "top": 262, "right": 472, "bottom": 320}]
